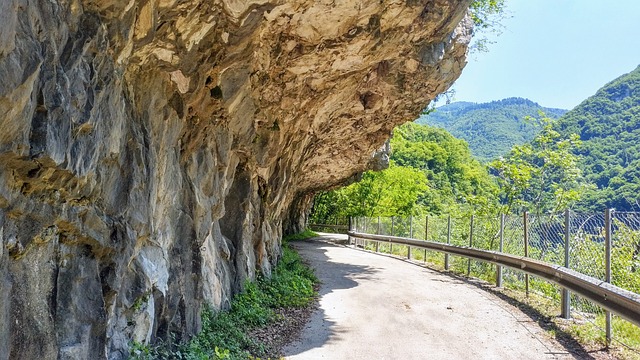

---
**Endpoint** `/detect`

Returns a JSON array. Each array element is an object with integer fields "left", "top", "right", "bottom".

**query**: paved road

[{"left": 284, "top": 233, "right": 574, "bottom": 360}]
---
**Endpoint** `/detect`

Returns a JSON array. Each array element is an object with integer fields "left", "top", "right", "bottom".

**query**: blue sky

[{"left": 446, "top": 0, "right": 640, "bottom": 110}]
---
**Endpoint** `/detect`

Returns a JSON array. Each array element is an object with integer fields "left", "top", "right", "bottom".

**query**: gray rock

[{"left": 0, "top": 0, "right": 473, "bottom": 358}]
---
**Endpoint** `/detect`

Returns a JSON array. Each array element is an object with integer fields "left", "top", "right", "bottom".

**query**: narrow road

[{"left": 284, "top": 233, "right": 575, "bottom": 360}]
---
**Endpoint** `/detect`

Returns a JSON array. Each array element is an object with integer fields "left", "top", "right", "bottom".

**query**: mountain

[
  {"left": 554, "top": 65, "right": 640, "bottom": 211},
  {"left": 416, "top": 97, "right": 568, "bottom": 161}
]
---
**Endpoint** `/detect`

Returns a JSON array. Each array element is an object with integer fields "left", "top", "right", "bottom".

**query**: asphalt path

[{"left": 283, "top": 233, "right": 575, "bottom": 360}]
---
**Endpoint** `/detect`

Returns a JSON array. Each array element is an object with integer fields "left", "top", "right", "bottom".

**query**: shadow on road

[{"left": 285, "top": 239, "right": 381, "bottom": 356}]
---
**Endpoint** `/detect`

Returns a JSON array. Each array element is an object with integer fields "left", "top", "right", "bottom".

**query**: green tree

[
  {"left": 470, "top": 0, "right": 506, "bottom": 29},
  {"left": 311, "top": 162, "right": 428, "bottom": 220},
  {"left": 489, "top": 114, "right": 590, "bottom": 215},
  {"left": 311, "top": 123, "right": 498, "bottom": 221},
  {"left": 391, "top": 123, "right": 498, "bottom": 215},
  {"left": 469, "top": 0, "right": 507, "bottom": 53}
]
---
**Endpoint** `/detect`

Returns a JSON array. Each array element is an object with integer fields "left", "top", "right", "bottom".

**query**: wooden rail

[{"left": 348, "top": 231, "right": 640, "bottom": 327}]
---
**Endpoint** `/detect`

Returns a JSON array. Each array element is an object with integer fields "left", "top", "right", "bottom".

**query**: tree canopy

[{"left": 489, "top": 115, "right": 589, "bottom": 215}]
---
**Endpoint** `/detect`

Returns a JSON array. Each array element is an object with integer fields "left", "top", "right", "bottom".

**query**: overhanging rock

[{"left": 0, "top": 0, "right": 473, "bottom": 358}]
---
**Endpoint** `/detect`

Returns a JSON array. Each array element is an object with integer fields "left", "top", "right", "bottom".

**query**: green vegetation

[
  {"left": 283, "top": 229, "right": 319, "bottom": 242},
  {"left": 130, "top": 234, "right": 318, "bottom": 360},
  {"left": 417, "top": 97, "right": 567, "bottom": 162},
  {"left": 469, "top": 0, "right": 506, "bottom": 30},
  {"left": 489, "top": 114, "right": 589, "bottom": 215},
  {"left": 554, "top": 65, "right": 640, "bottom": 211},
  {"left": 311, "top": 122, "right": 498, "bottom": 223},
  {"left": 392, "top": 123, "right": 498, "bottom": 214},
  {"left": 312, "top": 117, "right": 585, "bottom": 222},
  {"left": 314, "top": 115, "right": 588, "bottom": 221},
  {"left": 468, "top": 0, "right": 507, "bottom": 53}
]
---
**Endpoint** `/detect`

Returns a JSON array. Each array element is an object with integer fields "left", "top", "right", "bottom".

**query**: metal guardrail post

[
  {"left": 496, "top": 214, "right": 504, "bottom": 288},
  {"left": 348, "top": 217, "right": 353, "bottom": 245},
  {"left": 376, "top": 217, "right": 380, "bottom": 252},
  {"left": 524, "top": 211, "right": 529, "bottom": 297},
  {"left": 605, "top": 208, "right": 613, "bottom": 346},
  {"left": 562, "top": 209, "right": 571, "bottom": 319},
  {"left": 408, "top": 216, "right": 413, "bottom": 259},
  {"left": 468, "top": 215, "right": 474, "bottom": 276},
  {"left": 445, "top": 215, "right": 451, "bottom": 270},
  {"left": 424, "top": 216, "right": 429, "bottom": 263}
]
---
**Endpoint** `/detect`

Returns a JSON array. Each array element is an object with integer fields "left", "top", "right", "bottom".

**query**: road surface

[{"left": 284, "top": 233, "right": 575, "bottom": 360}]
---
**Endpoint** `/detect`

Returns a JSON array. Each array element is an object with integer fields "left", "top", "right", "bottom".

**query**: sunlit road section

[{"left": 284, "top": 234, "right": 572, "bottom": 360}]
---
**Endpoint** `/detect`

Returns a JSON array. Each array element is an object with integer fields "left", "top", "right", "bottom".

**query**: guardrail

[
  {"left": 347, "top": 230, "right": 640, "bottom": 328},
  {"left": 309, "top": 223, "right": 349, "bottom": 231}
]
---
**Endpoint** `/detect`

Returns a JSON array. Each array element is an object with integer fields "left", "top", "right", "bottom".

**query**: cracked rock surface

[{"left": 0, "top": 0, "right": 472, "bottom": 358}]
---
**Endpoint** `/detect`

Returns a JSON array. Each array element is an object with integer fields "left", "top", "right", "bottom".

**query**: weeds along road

[{"left": 284, "top": 233, "right": 574, "bottom": 360}]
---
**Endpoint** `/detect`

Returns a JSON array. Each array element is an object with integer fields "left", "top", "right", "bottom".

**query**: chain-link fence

[{"left": 351, "top": 210, "right": 640, "bottom": 354}]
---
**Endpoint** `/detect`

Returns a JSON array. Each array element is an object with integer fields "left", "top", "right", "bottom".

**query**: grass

[
  {"left": 130, "top": 231, "right": 318, "bottom": 360},
  {"left": 282, "top": 229, "right": 319, "bottom": 242}
]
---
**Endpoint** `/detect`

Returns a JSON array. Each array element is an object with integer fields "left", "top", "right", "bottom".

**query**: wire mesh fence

[
  {"left": 350, "top": 210, "right": 640, "bottom": 354},
  {"left": 610, "top": 212, "right": 640, "bottom": 352}
]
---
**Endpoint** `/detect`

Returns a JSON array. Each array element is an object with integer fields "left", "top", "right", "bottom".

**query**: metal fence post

[
  {"left": 468, "top": 214, "right": 474, "bottom": 276},
  {"left": 409, "top": 216, "right": 413, "bottom": 238},
  {"left": 348, "top": 216, "right": 353, "bottom": 245},
  {"left": 562, "top": 209, "right": 571, "bottom": 319},
  {"left": 390, "top": 216, "right": 395, "bottom": 254},
  {"left": 496, "top": 214, "right": 504, "bottom": 288},
  {"left": 376, "top": 216, "right": 380, "bottom": 252},
  {"left": 358, "top": 217, "right": 362, "bottom": 247},
  {"left": 524, "top": 211, "right": 529, "bottom": 297},
  {"left": 424, "top": 216, "right": 429, "bottom": 263},
  {"left": 605, "top": 208, "right": 613, "bottom": 346},
  {"left": 356, "top": 217, "right": 360, "bottom": 247},
  {"left": 408, "top": 216, "right": 413, "bottom": 259},
  {"left": 445, "top": 215, "right": 451, "bottom": 270}
]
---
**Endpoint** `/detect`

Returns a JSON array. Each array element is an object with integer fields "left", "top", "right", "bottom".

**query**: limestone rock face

[{"left": 0, "top": 0, "right": 472, "bottom": 358}]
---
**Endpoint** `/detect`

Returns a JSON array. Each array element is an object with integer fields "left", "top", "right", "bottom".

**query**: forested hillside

[
  {"left": 554, "top": 65, "right": 640, "bottom": 211},
  {"left": 416, "top": 98, "right": 567, "bottom": 161}
]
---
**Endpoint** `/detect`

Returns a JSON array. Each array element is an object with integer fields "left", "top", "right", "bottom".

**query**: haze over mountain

[
  {"left": 555, "top": 65, "right": 640, "bottom": 211},
  {"left": 416, "top": 98, "right": 567, "bottom": 161}
]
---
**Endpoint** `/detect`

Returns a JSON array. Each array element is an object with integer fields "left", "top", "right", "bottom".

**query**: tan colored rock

[{"left": 0, "top": 0, "right": 472, "bottom": 358}]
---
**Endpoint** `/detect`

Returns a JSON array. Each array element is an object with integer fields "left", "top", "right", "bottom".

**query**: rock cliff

[{"left": 0, "top": 0, "right": 472, "bottom": 358}]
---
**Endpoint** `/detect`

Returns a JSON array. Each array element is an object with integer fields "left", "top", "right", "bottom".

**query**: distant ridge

[
  {"left": 554, "top": 65, "right": 640, "bottom": 211},
  {"left": 416, "top": 97, "right": 568, "bottom": 161}
]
